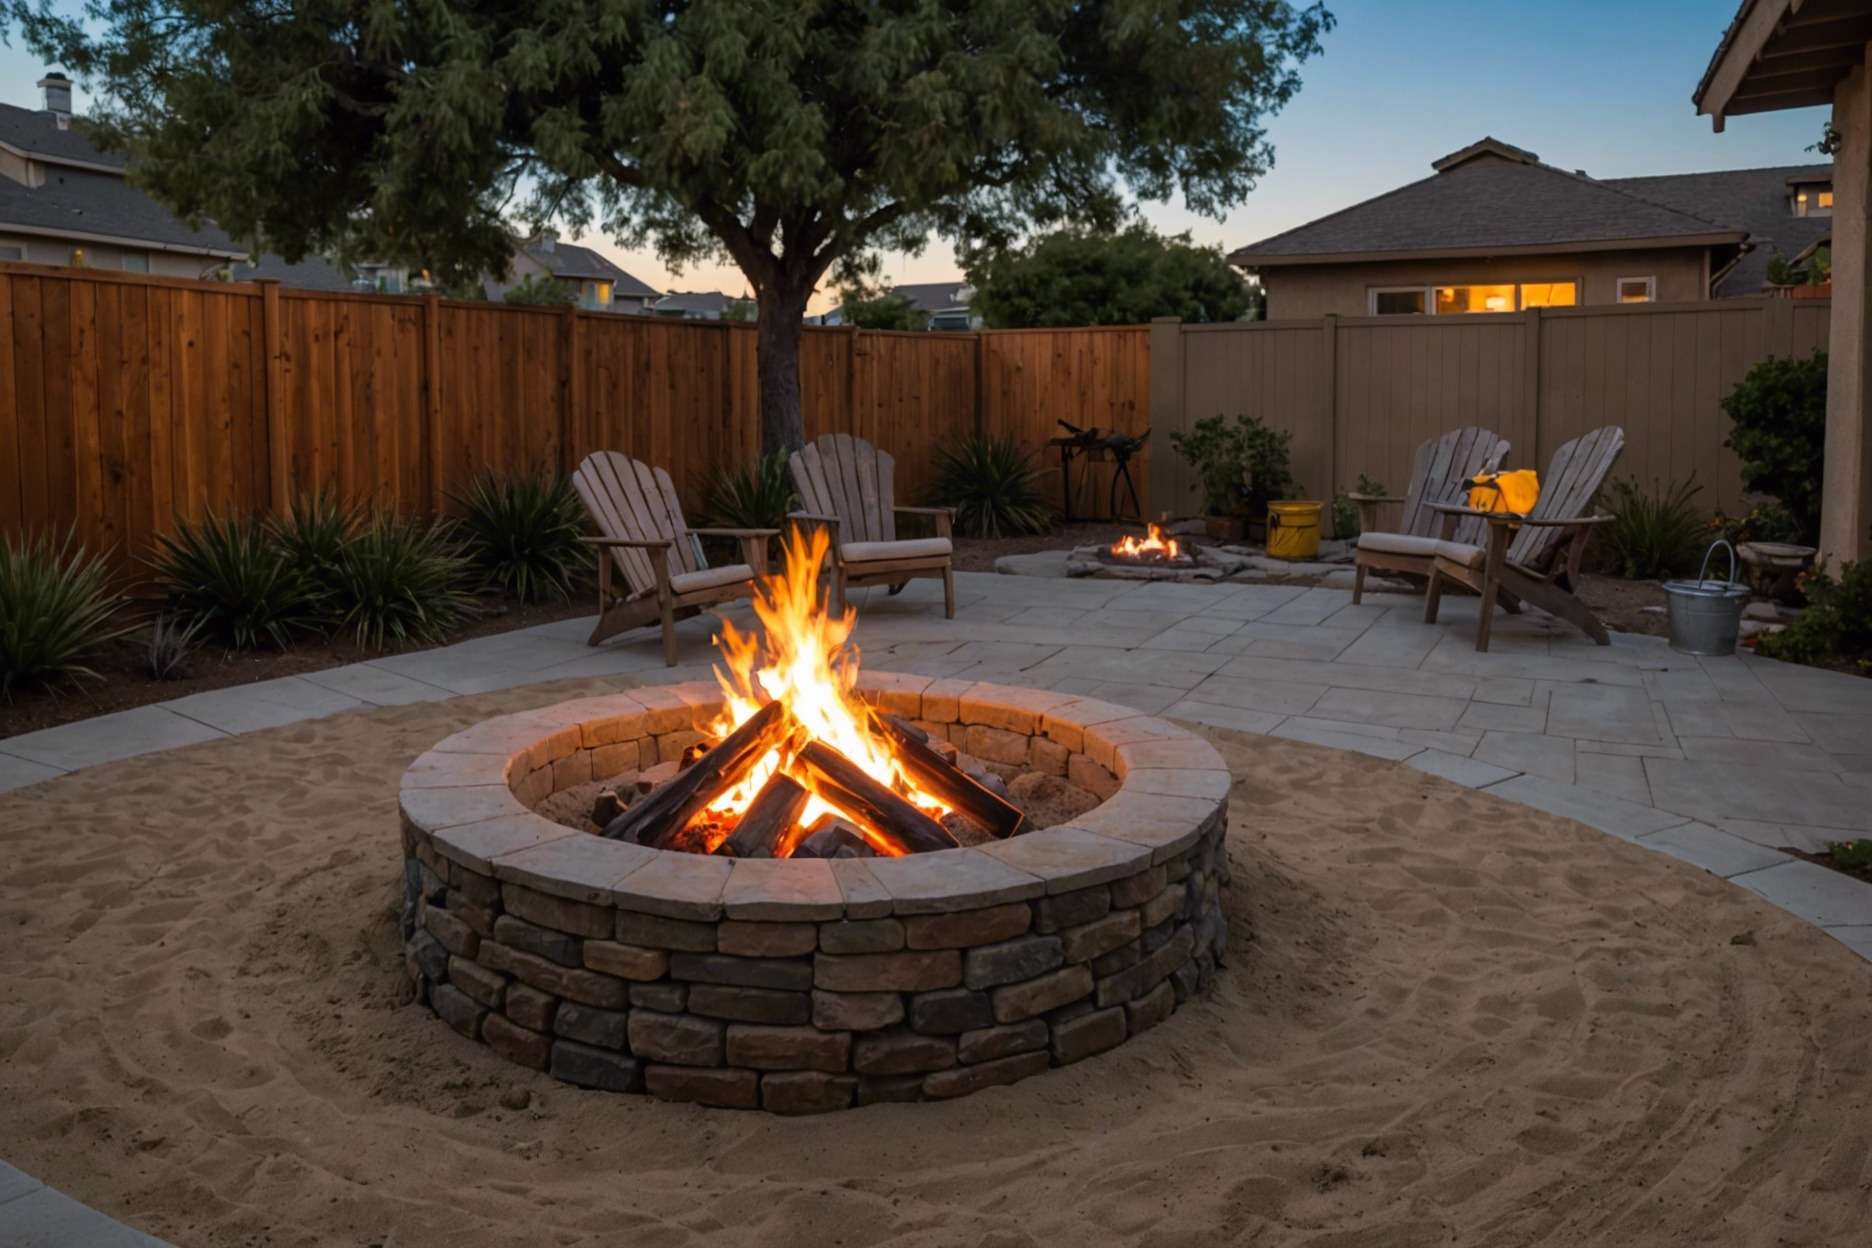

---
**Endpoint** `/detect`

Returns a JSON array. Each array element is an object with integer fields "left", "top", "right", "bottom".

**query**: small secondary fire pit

[
  {"left": 1066, "top": 524, "right": 1255, "bottom": 582},
  {"left": 399, "top": 533, "right": 1231, "bottom": 1112}
]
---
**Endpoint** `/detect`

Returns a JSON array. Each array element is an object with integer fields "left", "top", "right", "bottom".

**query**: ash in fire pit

[{"left": 593, "top": 529, "right": 1028, "bottom": 860}]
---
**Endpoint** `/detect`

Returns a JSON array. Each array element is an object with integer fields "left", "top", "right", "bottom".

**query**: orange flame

[
  {"left": 1112, "top": 523, "right": 1182, "bottom": 560},
  {"left": 706, "top": 526, "right": 948, "bottom": 853}
]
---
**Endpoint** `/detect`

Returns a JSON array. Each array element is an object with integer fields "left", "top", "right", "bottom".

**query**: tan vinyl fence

[
  {"left": 1148, "top": 298, "right": 1831, "bottom": 526},
  {"left": 0, "top": 261, "right": 1150, "bottom": 571}
]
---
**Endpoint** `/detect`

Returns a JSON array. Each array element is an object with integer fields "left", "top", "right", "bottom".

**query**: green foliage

[
  {"left": 453, "top": 473, "right": 587, "bottom": 603},
  {"left": 705, "top": 453, "right": 797, "bottom": 533},
  {"left": 1766, "top": 247, "right": 1829, "bottom": 287},
  {"left": 1756, "top": 559, "right": 1872, "bottom": 667},
  {"left": 721, "top": 299, "right": 757, "bottom": 323},
  {"left": 1169, "top": 414, "right": 1299, "bottom": 517},
  {"left": 324, "top": 516, "right": 475, "bottom": 651},
  {"left": 1603, "top": 477, "right": 1707, "bottom": 580},
  {"left": 17, "top": 0, "right": 1331, "bottom": 452},
  {"left": 930, "top": 435, "right": 1054, "bottom": 538},
  {"left": 150, "top": 513, "right": 319, "bottom": 649},
  {"left": 968, "top": 224, "right": 1255, "bottom": 328},
  {"left": 1712, "top": 501, "right": 1800, "bottom": 547},
  {"left": 0, "top": 530, "right": 132, "bottom": 693},
  {"left": 146, "top": 611, "right": 206, "bottom": 680},
  {"left": 503, "top": 273, "right": 577, "bottom": 307},
  {"left": 270, "top": 490, "right": 361, "bottom": 598},
  {"left": 1830, "top": 839, "right": 1872, "bottom": 872},
  {"left": 1331, "top": 473, "right": 1385, "bottom": 539},
  {"left": 839, "top": 289, "right": 926, "bottom": 331},
  {"left": 1722, "top": 350, "right": 1827, "bottom": 541}
]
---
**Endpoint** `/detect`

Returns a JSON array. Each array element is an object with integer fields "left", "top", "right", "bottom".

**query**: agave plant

[
  {"left": 705, "top": 452, "right": 798, "bottom": 532},
  {"left": 326, "top": 514, "right": 476, "bottom": 650},
  {"left": 0, "top": 530, "right": 133, "bottom": 693},
  {"left": 452, "top": 472, "right": 587, "bottom": 603},
  {"left": 930, "top": 434, "right": 1054, "bottom": 539},
  {"left": 270, "top": 490, "right": 362, "bottom": 597},
  {"left": 1603, "top": 476, "right": 1707, "bottom": 580},
  {"left": 145, "top": 612, "right": 207, "bottom": 680},
  {"left": 149, "top": 513, "right": 319, "bottom": 649}
]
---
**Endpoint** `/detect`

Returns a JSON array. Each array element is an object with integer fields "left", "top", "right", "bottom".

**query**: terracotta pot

[{"left": 1203, "top": 515, "right": 1246, "bottom": 542}]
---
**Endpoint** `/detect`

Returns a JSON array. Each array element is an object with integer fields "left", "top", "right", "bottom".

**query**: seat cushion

[
  {"left": 1433, "top": 541, "right": 1487, "bottom": 570},
  {"left": 840, "top": 537, "right": 953, "bottom": 563},
  {"left": 1356, "top": 532, "right": 1438, "bottom": 558},
  {"left": 670, "top": 563, "right": 755, "bottom": 595}
]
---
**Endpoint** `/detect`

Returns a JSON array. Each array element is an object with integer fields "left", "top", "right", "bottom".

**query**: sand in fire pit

[{"left": 2, "top": 674, "right": 1870, "bottom": 1246}]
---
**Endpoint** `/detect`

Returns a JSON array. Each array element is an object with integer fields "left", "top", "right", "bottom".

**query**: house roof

[
  {"left": 0, "top": 101, "right": 128, "bottom": 171},
  {"left": 887, "top": 281, "right": 973, "bottom": 312},
  {"left": 654, "top": 290, "right": 740, "bottom": 315},
  {"left": 0, "top": 167, "right": 245, "bottom": 258},
  {"left": 1605, "top": 162, "right": 1833, "bottom": 295},
  {"left": 1695, "top": 0, "right": 1871, "bottom": 127},
  {"left": 521, "top": 237, "right": 659, "bottom": 297},
  {"left": 232, "top": 251, "right": 360, "bottom": 292},
  {"left": 1230, "top": 137, "right": 1746, "bottom": 267}
]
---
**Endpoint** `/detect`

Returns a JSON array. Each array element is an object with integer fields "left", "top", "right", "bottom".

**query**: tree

[
  {"left": 13, "top": 0, "right": 1331, "bottom": 453},
  {"left": 722, "top": 297, "right": 757, "bottom": 323},
  {"left": 968, "top": 224, "right": 1254, "bottom": 328},
  {"left": 839, "top": 288, "right": 927, "bottom": 332},
  {"left": 502, "top": 273, "right": 577, "bottom": 307}
]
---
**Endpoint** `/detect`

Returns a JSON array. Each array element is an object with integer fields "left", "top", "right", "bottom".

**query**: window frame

[
  {"left": 1368, "top": 279, "right": 1580, "bottom": 316},
  {"left": 1615, "top": 275, "right": 1656, "bottom": 304},
  {"left": 1369, "top": 286, "right": 1432, "bottom": 315}
]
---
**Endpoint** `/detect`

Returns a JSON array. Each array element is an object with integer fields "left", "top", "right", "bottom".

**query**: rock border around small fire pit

[{"left": 397, "top": 674, "right": 1231, "bottom": 1112}]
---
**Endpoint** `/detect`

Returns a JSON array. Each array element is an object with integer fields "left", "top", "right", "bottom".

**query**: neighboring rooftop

[
  {"left": 653, "top": 290, "right": 743, "bottom": 316},
  {"left": 0, "top": 98, "right": 128, "bottom": 172},
  {"left": 0, "top": 166, "right": 244, "bottom": 258},
  {"left": 887, "top": 281, "right": 974, "bottom": 312},
  {"left": 520, "top": 234, "right": 659, "bottom": 298},
  {"left": 1231, "top": 137, "right": 1747, "bottom": 266},
  {"left": 1606, "top": 162, "right": 1834, "bottom": 295}
]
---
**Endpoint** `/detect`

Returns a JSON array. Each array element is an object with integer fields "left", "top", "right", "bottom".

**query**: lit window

[
  {"left": 1795, "top": 184, "right": 1834, "bottom": 217},
  {"left": 121, "top": 253, "right": 149, "bottom": 273},
  {"left": 1616, "top": 276, "right": 1655, "bottom": 304},
  {"left": 1435, "top": 284, "right": 1516, "bottom": 314},
  {"left": 70, "top": 247, "right": 87, "bottom": 267},
  {"left": 1520, "top": 282, "right": 1577, "bottom": 308},
  {"left": 594, "top": 280, "right": 612, "bottom": 306},
  {"left": 1371, "top": 288, "right": 1427, "bottom": 315}
]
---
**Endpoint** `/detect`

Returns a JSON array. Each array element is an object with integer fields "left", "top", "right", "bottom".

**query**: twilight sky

[{"left": 0, "top": 1, "right": 1831, "bottom": 309}]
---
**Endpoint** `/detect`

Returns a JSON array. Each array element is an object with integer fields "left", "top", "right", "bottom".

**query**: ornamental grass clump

[
  {"left": 149, "top": 513, "right": 320, "bottom": 649},
  {"left": 270, "top": 490, "right": 362, "bottom": 600},
  {"left": 1603, "top": 476, "right": 1706, "bottom": 580},
  {"left": 705, "top": 452, "right": 797, "bottom": 533},
  {"left": 0, "top": 530, "right": 133, "bottom": 693},
  {"left": 930, "top": 434, "right": 1054, "bottom": 538},
  {"left": 454, "top": 472, "right": 587, "bottom": 603},
  {"left": 326, "top": 515, "right": 476, "bottom": 650}
]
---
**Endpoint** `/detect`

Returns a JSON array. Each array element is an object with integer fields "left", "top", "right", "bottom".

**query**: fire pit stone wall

[{"left": 398, "top": 674, "right": 1231, "bottom": 1113}]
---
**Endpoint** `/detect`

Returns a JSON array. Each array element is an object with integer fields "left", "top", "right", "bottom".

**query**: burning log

[
  {"left": 791, "top": 815, "right": 875, "bottom": 859},
  {"left": 602, "top": 700, "right": 792, "bottom": 845},
  {"left": 718, "top": 773, "right": 811, "bottom": 859},
  {"left": 871, "top": 711, "right": 1027, "bottom": 840},
  {"left": 793, "top": 739, "right": 960, "bottom": 856}
]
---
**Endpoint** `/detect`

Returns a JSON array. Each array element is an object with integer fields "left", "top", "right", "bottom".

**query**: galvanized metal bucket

[{"left": 1663, "top": 540, "right": 1751, "bottom": 656}]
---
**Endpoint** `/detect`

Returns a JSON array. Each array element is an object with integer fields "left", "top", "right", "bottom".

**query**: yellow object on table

[{"left": 1466, "top": 469, "right": 1539, "bottom": 517}]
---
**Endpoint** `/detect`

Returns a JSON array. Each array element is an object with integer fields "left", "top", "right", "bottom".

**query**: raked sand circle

[{"left": 2, "top": 673, "right": 1870, "bottom": 1245}]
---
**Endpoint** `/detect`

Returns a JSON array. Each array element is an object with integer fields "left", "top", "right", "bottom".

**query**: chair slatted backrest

[
  {"left": 790, "top": 433, "right": 897, "bottom": 543},
  {"left": 1398, "top": 426, "right": 1511, "bottom": 543},
  {"left": 1507, "top": 426, "right": 1626, "bottom": 571},
  {"left": 571, "top": 452, "right": 706, "bottom": 597}
]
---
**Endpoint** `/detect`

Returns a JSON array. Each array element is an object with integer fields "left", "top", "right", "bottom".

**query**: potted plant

[{"left": 1169, "top": 414, "right": 1301, "bottom": 543}]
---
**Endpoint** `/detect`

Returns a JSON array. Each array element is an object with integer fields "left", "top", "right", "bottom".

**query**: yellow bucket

[{"left": 1266, "top": 500, "right": 1323, "bottom": 560}]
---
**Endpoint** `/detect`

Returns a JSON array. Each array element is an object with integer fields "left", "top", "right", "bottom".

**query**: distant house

[
  {"left": 887, "top": 281, "right": 979, "bottom": 330},
  {"left": 1, "top": 71, "right": 372, "bottom": 292},
  {"left": 485, "top": 231, "right": 660, "bottom": 312},
  {"left": 1230, "top": 136, "right": 1832, "bottom": 318},
  {"left": 652, "top": 290, "right": 752, "bottom": 320}
]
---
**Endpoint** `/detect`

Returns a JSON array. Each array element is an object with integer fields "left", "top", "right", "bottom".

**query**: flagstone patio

[{"left": 5, "top": 572, "right": 1871, "bottom": 959}]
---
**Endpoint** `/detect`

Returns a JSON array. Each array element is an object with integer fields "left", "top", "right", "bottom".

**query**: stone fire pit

[{"left": 398, "top": 673, "right": 1231, "bottom": 1113}]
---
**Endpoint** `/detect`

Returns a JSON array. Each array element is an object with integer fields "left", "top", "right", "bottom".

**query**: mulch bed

[{"left": 1779, "top": 843, "right": 1872, "bottom": 885}]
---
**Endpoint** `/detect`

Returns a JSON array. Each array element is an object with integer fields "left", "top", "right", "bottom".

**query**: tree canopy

[
  {"left": 11, "top": 0, "right": 1331, "bottom": 450},
  {"left": 838, "top": 287, "right": 927, "bottom": 331},
  {"left": 967, "top": 224, "right": 1254, "bottom": 328},
  {"left": 502, "top": 273, "right": 578, "bottom": 306}
]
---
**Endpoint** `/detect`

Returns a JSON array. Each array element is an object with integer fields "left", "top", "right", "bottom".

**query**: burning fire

[
  {"left": 1111, "top": 523, "right": 1182, "bottom": 561},
  {"left": 705, "top": 526, "right": 949, "bottom": 854}
]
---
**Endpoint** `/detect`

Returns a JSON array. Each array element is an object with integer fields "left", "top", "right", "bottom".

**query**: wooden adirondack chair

[
  {"left": 1351, "top": 427, "right": 1510, "bottom": 604},
  {"left": 571, "top": 452, "right": 779, "bottom": 665},
  {"left": 787, "top": 433, "right": 956, "bottom": 617},
  {"left": 1423, "top": 426, "right": 1626, "bottom": 652}
]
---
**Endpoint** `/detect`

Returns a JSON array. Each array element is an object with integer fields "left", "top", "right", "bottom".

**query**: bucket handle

[{"left": 1697, "top": 539, "right": 1739, "bottom": 587}]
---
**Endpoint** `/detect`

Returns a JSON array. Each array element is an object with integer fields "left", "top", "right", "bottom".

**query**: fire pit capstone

[{"left": 399, "top": 674, "right": 1231, "bottom": 1113}]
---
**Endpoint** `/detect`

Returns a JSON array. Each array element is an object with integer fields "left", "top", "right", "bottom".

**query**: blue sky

[{"left": 0, "top": 1, "right": 1830, "bottom": 307}]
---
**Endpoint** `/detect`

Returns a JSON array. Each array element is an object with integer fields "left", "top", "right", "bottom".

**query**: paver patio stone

[
  {"left": 1406, "top": 749, "right": 1520, "bottom": 789},
  {"left": 1792, "top": 711, "right": 1872, "bottom": 754},
  {"left": 1677, "top": 736, "right": 1855, "bottom": 774},
  {"left": 1182, "top": 675, "right": 1327, "bottom": 716},
  {"left": 0, "top": 1167, "right": 171, "bottom": 1245},
  {"left": 160, "top": 676, "right": 368, "bottom": 734},
  {"left": 1635, "top": 822, "right": 1790, "bottom": 878},
  {"left": 302, "top": 662, "right": 456, "bottom": 705},
  {"left": 1311, "top": 686, "right": 1468, "bottom": 731},
  {"left": 1644, "top": 759, "right": 1871, "bottom": 831},
  {"left": 1546, "top": 684, "right": 1667, "bottom": 746},
  {"left": 1162, "top": 700, "right": 1286, "bottom": 735},
  {"left": 1481, "top": 775, "right": 1688, "bottom": 842},
  {"left": 1273, "top": 719, "right": 1423, "bottom": 761},
  {"left": 0, "top": 704, "right": 227, "bottom": 771},
  {"left": 1830, "top": 926, "right": 1872, "bottom": 958},
  {"left": 1474, "top": 731, "right": 1575, "bottom": 783},
  {"left": 0, "top": 753, "right": 65, "bottom": 794},
  {"left": 1716, "top": 818, "right": 1849, "bottom": 856},
  {"left": 1573, "top": 752, "right": 1651, "bottom": 804},
  {"left": 1660, "top": 697, "right": 1810, "bottom": 743},
  {"left": 1733, "top": 860, "right": 1872, "bottom": 927}
]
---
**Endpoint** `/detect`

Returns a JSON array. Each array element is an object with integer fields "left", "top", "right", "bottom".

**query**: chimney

[
  {"left": 38, "top": 72, "right": 72, "bottom": 128},
  {"left": 537, "top": 228, "right": 557, "bottom": 253}
]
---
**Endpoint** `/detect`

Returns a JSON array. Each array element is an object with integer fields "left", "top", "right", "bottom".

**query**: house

[
  {"left": 1230, "top": 136, "right": 1831, "bottom": 318},
  {"left": 1695, "top": 0, "right": 1872, "bottom": 564},
  {"left": 485, "top": 231, "right": 660, "bottom": 312},
  {"left": 652, "top": 290, "right": 752, "bottom": 320},
  {"left": 887, "top": 281, "right": 979, "bottom": 330}
]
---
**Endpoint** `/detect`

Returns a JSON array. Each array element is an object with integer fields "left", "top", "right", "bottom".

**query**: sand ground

[{"left": 2, "top": 674, "right": 1869, "bottom": 1247}]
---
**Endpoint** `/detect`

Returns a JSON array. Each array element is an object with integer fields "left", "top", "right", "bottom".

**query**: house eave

[
  {"left": 1695, "top": 0, "right": 1868, "bottom": 130},
  {"left": 1230, "top": 233, "right": 1747, "bottom": 269},
  {"left": 0, "top": 219, "right": 247, "bottom": 260},
  {"left": 0, "top": 137, "right": 130, "bottom": 177}
]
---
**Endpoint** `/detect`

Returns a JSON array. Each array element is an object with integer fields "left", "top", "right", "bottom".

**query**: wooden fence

[
  {"left": 1150, "top": 297, "right": 1831, "bottom": 526},
  {"left": 0, "top": 262, "right": 1150, "bottom": 569}
]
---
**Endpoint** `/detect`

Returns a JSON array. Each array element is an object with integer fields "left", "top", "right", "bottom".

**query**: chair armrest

[
  {"left": 581, "top": 536, "right": 673, "bottom": 549},
  {"left": 685, "top": 527, "right": 782, "bottom": 538},
  {"left": 1426, "top": 503, "right": 1505, "bottom": 519},
  {"left": 894, "top": 505, "right": 954, "bottom": 538},
  {"left": 1494, "top": 514, "right": 1615, "bottom": 528},
  {"left": 788, "top": 512, "right": 842, "bottom": 525}
]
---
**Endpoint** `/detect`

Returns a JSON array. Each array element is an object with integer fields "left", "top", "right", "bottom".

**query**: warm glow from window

[
  {"left": 1820, "top": 190, "right": 1834, "bottom": 208},
  {"left": 70, "top": 247, "right": 86, "bottom": 267},
  {"left": 1521, "top": 282, "right": 1578, "bottom": 308},
  {"left": 1435, "top": 284, "right": 1515, "bottom": 314},
  {"left": 595, "top": 280, "right": 613, "bottom": 306}
]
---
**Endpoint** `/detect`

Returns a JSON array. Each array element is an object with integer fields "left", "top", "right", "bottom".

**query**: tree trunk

[{"left": 755, "top": 279, "right": 812, "bottom": 455}]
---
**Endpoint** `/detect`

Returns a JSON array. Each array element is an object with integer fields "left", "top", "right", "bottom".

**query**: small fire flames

[
  {"left": 600, "top": 527, "right": 1025, "bottom": 859},
  {"left": 1110, "top": 523, "right": 1183, "bottom": 562}
]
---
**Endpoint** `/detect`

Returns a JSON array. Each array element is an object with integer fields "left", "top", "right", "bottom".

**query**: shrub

[
  {"left": 930, "top": 434, "right": 1054, "bottom": 538},
  {"left": 1831, "top": 839, "right": 1872, "bottom": 872},
  {"left": 705, "top": 453, "right": 797, "bottom": 533},
  {"left": 1722, "top": 351, "right": 1827, "bottom": 541},
  {"left": 1756, "top": 559, "right": 1872, "bottom": 668},
  {"left": 454, "top": 473, "right": 587, "bottom": 603},
  {"left": 1712, "top": 500, "right": 1800, "bottom": 548},
  {"left": 1331, "top": 473, "right": 1385, "bottom": 539},
  {"left": 502, "top": 273, "right": 577, "bottom": 306},
  {"left": 146, "top": 612, "right": 206, "bottom": 680},
  {"left": 149, "top": 513, "right": 319, "bottom": 649},
  {"left": 1168, "top": 414, "right": 1299, "bottom": 517},
  {"left": 325, "top": 515, "right": 475, "bottom": 650},
  {"left": 1602, "top": 476, "right": 1707, "bottom": 580},
  {"left": 0, "top": 530, "right": 132, "bottom": 693},
  {"left": 270, "top": 490, "right": 361, "bottom": 597}
]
